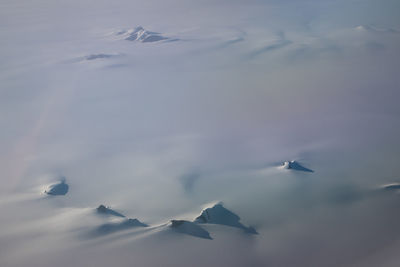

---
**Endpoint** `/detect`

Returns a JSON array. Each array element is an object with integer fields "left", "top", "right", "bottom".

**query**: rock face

[
  {"left": 45, "top": 179, "right": 69, "bottom": 195},
  {"left": 96, "top": 205, "right": 126, "bottom": 218},
  {"left": 94, "top": 218, "right": 148, "bottom": 235},
  {"left": 194, "top": 203, "right": 257, "bottom": 234},
  {"left": 382, "top": 183, "right": 400, "bottom": 191},
  {"left": 84, "top": 54, "right": 115, "bottom": 60},
  {"left": 281, "top": 160, "right": 314, "bottom": 172},
  {"left": 117, "top": 26, "right": 171, "bottom": 43},
  {"left": 170, "top": 220, "right": 212, "bottom": 239}
]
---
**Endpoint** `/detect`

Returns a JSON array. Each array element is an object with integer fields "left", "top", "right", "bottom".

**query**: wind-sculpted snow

[
  {"left": 45, "top": 179, "right": 69, "bottom": 196},
  {"left": 355, "top": 25, "right": 398, "bottom": 34},
  {"left": 180, "top": 172, "right": 201, "bottom": 194},
  {"left": 96, "top": 205, "right": 126, "bottom": 218},
  {"left": 170, "top": 220, "right": 212, "bottom": 240},
  {"left": 194, "top": 203, "right": 257, "bottom": 234},
  {"left": 280, "top": 161, "right": 314, "bottom": 172},
  {"left": 92, "top": 218, "right": 148, "bottom": 236},
  {"left": 246, "top": 31, "right": 291, "bottom": 59},
  {"left": 84, "top": 54, "right": 119, "bottom": 61}
]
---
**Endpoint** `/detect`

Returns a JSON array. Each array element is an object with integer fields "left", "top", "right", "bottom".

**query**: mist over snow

[{"left": 1, "top": 0, "right": 400, "bottom": 266}]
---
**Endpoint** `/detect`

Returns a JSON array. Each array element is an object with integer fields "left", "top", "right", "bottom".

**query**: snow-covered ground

[{"left": 1, "top": 0, "right": 400, "bottom": 266}]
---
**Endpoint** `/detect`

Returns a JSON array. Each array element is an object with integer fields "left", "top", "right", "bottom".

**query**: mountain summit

[
  {"left": 281, "top": 160, "right": 314, "bottom": 172},
  {"left": 194, "top": 203, "right": 257, "bottom": 234},
  {"left": 116, "top": 26, "right": 171, "bottom": 43},
  {"left": 45, "top": 178, "right": 69, "bottom": 196}
]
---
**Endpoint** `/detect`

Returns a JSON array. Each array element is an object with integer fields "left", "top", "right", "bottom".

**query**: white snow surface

[{"left": 1, "top": 0, "right": 400, "bottom": 266}]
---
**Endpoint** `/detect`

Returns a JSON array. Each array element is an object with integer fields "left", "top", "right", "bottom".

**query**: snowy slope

[{"left": 1, "top": 0, "right": 400, "bottom": 267}]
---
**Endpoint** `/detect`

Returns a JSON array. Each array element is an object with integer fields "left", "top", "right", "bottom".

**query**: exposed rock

[
  {"left": 194, "top": 203, "right": 257, "bottom": 234},
  {"left": 93, "top": 218, "right": 148, "bottom": 236},
  {"left": 281, "top": 160, "right": 314, "bottom": 172},
  {"left": 96, "top": 205, "right": 125, "bottom": 218},
  {"left": 45, "top": 178, "right": 69, "bottom": 196},
  {"left": 382, "top": 183, "right": 400, "bottom": 191},
  {"left": 117, "top": 26, "right": 175, "bottom": 43}
]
